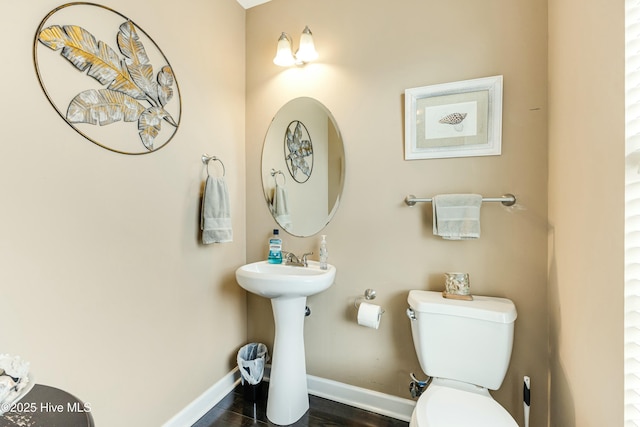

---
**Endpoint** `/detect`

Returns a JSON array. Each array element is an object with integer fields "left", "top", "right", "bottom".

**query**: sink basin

[
  {"left": 235, "top": 260, "right": 336, "bottom": 425},
  {"left": 236, "top": 260, "right": 336, "bottom": 298}
]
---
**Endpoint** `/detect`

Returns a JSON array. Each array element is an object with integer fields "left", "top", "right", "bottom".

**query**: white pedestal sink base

[
  {"left": 234, "top": 261, "right": 336, "bottom": 425},
  {"left": 267, "top": 296, "right": 309, "bottom": 425}
]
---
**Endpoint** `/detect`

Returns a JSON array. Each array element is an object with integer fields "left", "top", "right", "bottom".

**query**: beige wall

[
  {"left": 548, "top": 0, "right": 624, "bottom": 426},
  {"left": 0, "top": 0, "right": 246, "bottom": 425},
  {"left": 246, "top": 0, "right": 549, "bottom": 425}
]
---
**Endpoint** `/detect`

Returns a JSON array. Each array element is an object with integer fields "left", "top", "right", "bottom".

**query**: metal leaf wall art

[
  {"left": 284, "top": 120, "right": 313, "bottom": 183},
  {"left": 34, "top": 4, "right": 181, "bottom": 155}
]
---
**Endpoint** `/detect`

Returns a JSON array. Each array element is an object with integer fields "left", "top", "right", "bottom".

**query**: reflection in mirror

[
  {"left": 285, "top": 120, "right": 313, "bottom": 183},
  {"left": 262, "top": 97, "right": 345, "bottom": 237}
]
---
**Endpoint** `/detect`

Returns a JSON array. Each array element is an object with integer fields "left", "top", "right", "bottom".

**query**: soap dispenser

[{"left": 319, "top": 235, "right": 328, "bottom": 270}]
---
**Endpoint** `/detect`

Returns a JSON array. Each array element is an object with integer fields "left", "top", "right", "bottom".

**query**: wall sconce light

[{"left": 273, "top": 26, "right": 318, "bottom": 67}]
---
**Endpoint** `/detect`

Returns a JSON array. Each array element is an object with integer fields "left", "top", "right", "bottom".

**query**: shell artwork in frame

[
  {"left": 34, "top": 3, "right": 182, "bottom": 155},
  {"left": 439, "top": 112, "right": 468, "bottom": 132},
  {"left": 404, "top": 75, "right": 503, "bottom": 160}
]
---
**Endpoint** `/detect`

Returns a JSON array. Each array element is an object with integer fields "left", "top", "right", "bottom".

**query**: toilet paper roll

[{"left": 357, "top": 302, "right": 383, "bottom": 329}]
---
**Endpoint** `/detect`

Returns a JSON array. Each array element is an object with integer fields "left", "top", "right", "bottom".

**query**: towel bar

[{"left": 405, "top": 193, "right": 516, "bottom": 207}]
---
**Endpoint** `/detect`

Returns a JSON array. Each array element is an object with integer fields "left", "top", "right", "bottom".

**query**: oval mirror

[{"left": 261, "top": 97, "right": 345, "bottom": 237}]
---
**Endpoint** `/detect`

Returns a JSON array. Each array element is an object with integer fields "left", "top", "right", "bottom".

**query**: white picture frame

[{"left": 404, "top": 75, "right": 503, "bottom": 160}]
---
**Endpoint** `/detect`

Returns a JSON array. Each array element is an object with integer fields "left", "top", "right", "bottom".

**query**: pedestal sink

[{"left": 236, "top": 260, "right": 336, "bottom": 425}]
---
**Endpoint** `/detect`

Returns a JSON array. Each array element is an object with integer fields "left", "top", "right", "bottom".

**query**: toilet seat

[{"left": 411, "top": 381, "right": 518, "bottom": 427}]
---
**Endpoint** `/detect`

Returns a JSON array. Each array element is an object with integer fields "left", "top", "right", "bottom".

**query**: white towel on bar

[
  {"left": 201, "top": 176, "right": 233, "bottom": 244},
  {"left": 432, "top": 194, "right": 483, "bottom": 240},
  {"left": 271, "top": 183, "right": 292, "bottom": 230}
]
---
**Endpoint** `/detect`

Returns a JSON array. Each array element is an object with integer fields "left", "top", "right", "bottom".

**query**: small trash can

[{"left": 237, "top": 343, "right": 269, "bottom": 402}]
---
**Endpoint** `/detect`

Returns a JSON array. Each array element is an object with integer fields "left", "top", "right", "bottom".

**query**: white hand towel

[
  {"left": 432, "top": 194, "right": 482, "bottom": 240},
  {"left": 271, "top": 183, "right": 292, "bottom": 230},
  {"left": 201, "top": 176, "right": 233, "bottom": 244}
]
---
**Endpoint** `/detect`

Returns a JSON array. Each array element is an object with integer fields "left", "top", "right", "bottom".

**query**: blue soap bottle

[{"left": 268, "top": 229, "right": 282, "bottom": 264}]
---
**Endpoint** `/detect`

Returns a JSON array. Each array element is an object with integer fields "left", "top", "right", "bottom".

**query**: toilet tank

[{"left": 407, "top": 290, "right": 517, "bottom": 390}]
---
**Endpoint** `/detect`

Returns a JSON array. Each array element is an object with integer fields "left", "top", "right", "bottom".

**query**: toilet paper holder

[{"left": 354, "top": 289, "right": 385, "bottom": 314}]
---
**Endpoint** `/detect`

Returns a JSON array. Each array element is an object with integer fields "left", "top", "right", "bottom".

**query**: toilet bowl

[
  {"left": 407, "top": 290, "right": 518, "bottom": 427},
  {"left": 409, "top": 378, "right": 518, "bottom": 427}
]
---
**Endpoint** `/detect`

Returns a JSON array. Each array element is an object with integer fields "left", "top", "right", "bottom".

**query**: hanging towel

[
  {"left": 201, "top": 176, "right": 233, "bottom": 244},
  {"left": 271, "top": 183, "right": 292, "bottom": 230},
  {"left": 432, "top": 194, "right": 483, "bottom": 240}
]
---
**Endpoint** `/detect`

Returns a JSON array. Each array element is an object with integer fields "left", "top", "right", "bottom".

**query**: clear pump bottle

[{"left": 319, "top": 235, "right": 328, "bottom": 270}]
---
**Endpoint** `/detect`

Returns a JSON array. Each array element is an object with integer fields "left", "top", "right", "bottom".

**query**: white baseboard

[
  {"left": 306, "top": 374, "right": 416, "bottom": 422},
  {"left": 162, "top": 367, "right": 241, "bottom": 427},
  {"left": 163, "top": 366, "right": 416, "bottom": 426}
]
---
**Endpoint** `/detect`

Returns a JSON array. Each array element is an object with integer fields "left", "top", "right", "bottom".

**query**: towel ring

[
  {"left": 270, "top": 168, "right": 286, "bottom": 186},
  {"left": 202, "top": 154, "right": 225, "bottom": 177}
]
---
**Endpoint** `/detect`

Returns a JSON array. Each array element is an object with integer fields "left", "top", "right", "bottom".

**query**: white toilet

[{"left": 406, "top": 290, "right": 519, "bottom": 427}]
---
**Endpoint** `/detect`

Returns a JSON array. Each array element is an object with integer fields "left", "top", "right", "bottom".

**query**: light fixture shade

[
  {"left": 273, "top": 33, "right": 295, "bottom": 66},
  {"left": 296, "top": 26, "right": 318, "bottom": 63}
]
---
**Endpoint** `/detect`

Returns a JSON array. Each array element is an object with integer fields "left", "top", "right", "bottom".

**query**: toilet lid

[{"left": 415, "top": 384, "right": 518, "bottom": 427}]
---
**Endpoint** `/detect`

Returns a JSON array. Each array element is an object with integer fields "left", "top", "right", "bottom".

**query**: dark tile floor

[{"left": 193, "top": 383, "right": 410, "bottom": 427}]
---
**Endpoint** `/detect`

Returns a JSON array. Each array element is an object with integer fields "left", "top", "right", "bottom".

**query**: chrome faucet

[{"left": 284, "top": 251, "right": 313, "bottom": 267}]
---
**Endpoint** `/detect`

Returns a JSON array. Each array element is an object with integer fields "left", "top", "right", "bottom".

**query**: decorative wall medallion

[
  {"left": 284, "top": 120, "right": 313, "bottom": 183},
  {"left": 34, "top": 3, "right": 182, "bottom": 155}
]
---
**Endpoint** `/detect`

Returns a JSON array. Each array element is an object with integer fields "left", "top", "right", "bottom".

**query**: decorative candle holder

[{"left": 443, "top": 272, "right": 472, "bottom": 300}]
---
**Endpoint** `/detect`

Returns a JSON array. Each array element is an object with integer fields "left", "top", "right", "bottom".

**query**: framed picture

[{"left": 404, "top": 75, "right": 503, "bottom": 160}]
